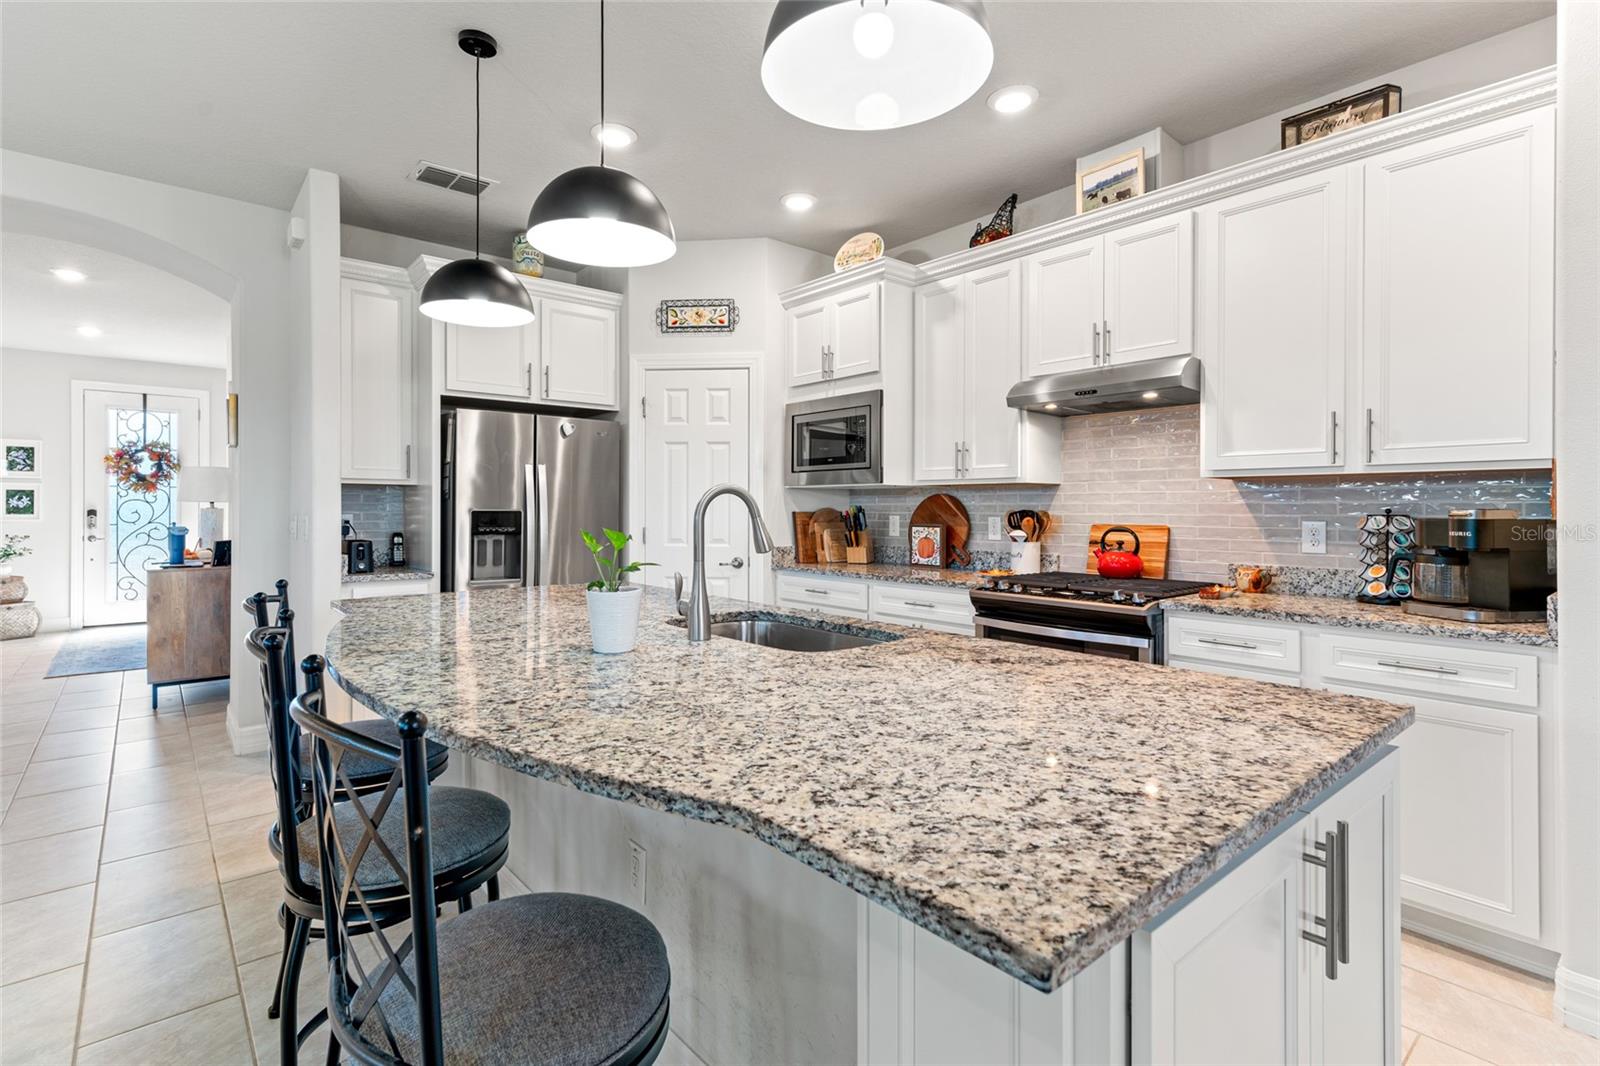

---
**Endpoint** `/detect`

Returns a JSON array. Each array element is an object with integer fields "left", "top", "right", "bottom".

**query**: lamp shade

[
  {"left": 178, "top": 465, "right": 230, "bottom": 505},
  {"left": 419, "top": 259, "right": 536, "bottom": 327},
  {"left": 761, "top": 0, "right": 993, "bottom": 130},
  {"left": 526, "top": 165, "right": 677, "bottom": 268}
]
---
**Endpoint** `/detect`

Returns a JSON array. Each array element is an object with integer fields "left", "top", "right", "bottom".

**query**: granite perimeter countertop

[
  {"left": 325, "top": 585, "right": 1411, "bottom": 991},
  {"left": 773, "top": 556, "right": 993, "bottom": 589},
  {"left": 1166, "top": 590, "right": 1557, "bottom": 648},
  {"left": 340, "top": 568, "right": 434, "bottom": 586}
]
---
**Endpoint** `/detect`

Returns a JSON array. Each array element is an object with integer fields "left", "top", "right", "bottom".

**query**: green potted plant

[
  {"left": 581, "top": 528, "right": 652, "bottom": 654},
  {"left": 0, "top": 533, "right": 31, "bottom": 604}
]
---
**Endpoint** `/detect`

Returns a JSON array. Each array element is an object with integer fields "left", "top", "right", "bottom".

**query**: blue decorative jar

[{"left": 167, "top": 525, "right": 189, "bottom": 566}]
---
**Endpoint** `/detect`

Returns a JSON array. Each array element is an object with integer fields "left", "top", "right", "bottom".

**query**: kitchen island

[{"left": 326, "top": 585, "right": 1412, "bottom": 1064}]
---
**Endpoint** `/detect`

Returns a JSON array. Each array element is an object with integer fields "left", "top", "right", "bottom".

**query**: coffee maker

[{"left": 1405, "top": 509, "right": 1555, "bottom": 623}]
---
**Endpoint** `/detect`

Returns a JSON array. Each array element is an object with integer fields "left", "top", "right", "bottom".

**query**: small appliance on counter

[
  {"left": 347, "top": 539, "right": 375, "bottom": 575},
  {"left": 1404, "top": 509, "right": 1555, "bottom": 623},
  {"left": 1356, "top": 509, "right": 1415, "bottom": 604}
]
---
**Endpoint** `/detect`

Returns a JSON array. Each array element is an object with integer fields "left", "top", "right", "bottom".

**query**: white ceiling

[
  {"left": 0, "top": 2, "right": 1551, "bottom": 258},
  {"left": 0, "top": 233, "right": 231, "bottom": 367}
]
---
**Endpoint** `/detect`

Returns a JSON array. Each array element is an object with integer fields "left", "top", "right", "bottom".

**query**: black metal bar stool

[
  {"left": 247, "top": 628, "right": 508, "bottom": 1066},
  {"left": 293, "top": 660, "right": 671, "bottom": 1066}
]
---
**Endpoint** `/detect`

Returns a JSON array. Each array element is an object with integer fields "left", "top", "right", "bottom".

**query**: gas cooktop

[{"left": 976, "top": 571, "right": 1215, "bottom": 609}]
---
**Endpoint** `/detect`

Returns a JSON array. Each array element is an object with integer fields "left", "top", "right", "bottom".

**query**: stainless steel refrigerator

[{"left": 440, "top": 407, "right": 622, "bottom": 591}]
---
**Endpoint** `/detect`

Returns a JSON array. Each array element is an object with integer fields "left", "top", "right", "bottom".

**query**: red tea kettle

[{"left": 1093, "top": 526, "right": 1144, "bottom": 579}]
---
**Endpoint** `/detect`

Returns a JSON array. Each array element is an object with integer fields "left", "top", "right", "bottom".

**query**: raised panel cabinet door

[
  {"left": 1361, "top": 107, "right": 1554, "bottom": 468},
  {"left": 829, "top": 283, "right": 882, "bottom": 381},
  {"left": 1393, "top": 696, "right": 1540, "bottom": 938},
  {"left": 1104, "top": 212, "right": 1193, "bottom": 364},
  {"left": 1023, "top": 235, "right": 1103, "bottom": 378},
  {"left": 912, "top": 279, "right": 966, "bottom": 482},
  {"left": 1134, "top": 815, "right": 1305, "bottom": 1065},
  {"left": 962, "top": 261, "right": 1023, "bottom": 480},
  {"left": 787, "top": 299, "right": 830, "bottom": 386},
  {"left": 1200, "top": 169, "right": 1349, "bottom": 473},
  {"left": 540, "top": 298, "right": 618, "bottom": 408},
  {"left": 444, "top": 319, "right": 538, "bottom": 398},
  {"left": 339, "top": 277, "right": 415, "bottom": 481}
]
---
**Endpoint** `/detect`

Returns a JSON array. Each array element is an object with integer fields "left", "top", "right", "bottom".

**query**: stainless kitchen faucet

[{"left": 677, "top": 483, "right": 774, "bottom": 641}]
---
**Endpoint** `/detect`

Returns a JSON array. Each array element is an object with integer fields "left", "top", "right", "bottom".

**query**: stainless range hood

[{"left": 1006, "top": 355, "right": 1201, "bottom": 416}]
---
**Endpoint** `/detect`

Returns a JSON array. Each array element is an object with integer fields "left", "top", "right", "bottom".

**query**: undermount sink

[{"left": 706, "top": 618, "right": 894, "bottom": 653}]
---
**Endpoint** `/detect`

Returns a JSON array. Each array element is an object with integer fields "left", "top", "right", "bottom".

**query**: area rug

[{"left": 44, "top": 624, "right": 148, "bottom": 677}]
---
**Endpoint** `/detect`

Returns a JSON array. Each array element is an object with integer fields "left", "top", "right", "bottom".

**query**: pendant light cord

[
  {"left": 474, "top": 49, "right": 482, "bottom": 259},
  {"left": 599, "top": 0, "right": 607, "bottom": 168}
]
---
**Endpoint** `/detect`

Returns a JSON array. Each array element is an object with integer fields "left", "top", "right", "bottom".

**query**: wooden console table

[{"left": 147, "top": 565, "right": 230, "bottom": 708}]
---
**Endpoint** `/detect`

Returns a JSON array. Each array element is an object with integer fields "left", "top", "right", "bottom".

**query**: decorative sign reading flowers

[
  {"left": 104, "top": 441, "right": 180, "bottom": 494},
  {"left": 656, "top": 298, "right": 739, "bottom": 334}
]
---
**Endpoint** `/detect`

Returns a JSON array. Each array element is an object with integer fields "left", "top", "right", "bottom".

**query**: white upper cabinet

[
  {"left": 1200, "top": 169, "right": 1349, "bottom": 474},
  {"left": 539, "top": 297, "right": 618, "bottom": 408},
  {"left": 785, "top": 281, "right": 882, "bottom": 387},
  {"left": 339, "top": 270, "right": 416, "bottom": 483},
  {"left": 963, "top": 261, "right": 1024, "bottom": 480},
  {"left": 444, "top": 320, "right": 538, "bottom": 399},
  {"left": 1103, "top": 212, "right": 1193, "bottom": 365},
  {"left": 912, "top": 278, "right": 966, "bottom": 482},
  {"left": 1360, "top": 108, "right": 1554, "bottom": 468},
  {"left": 1022, "top": 236, "right": 1102, "bottom": 378}
]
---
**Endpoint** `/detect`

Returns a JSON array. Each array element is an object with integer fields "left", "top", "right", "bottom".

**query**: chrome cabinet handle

[
  {"left": 718, "top": 557, "right": 745, "bottom": 569},
  {"left": 404, "top": 444, "right": 412, "bottom": 478},
  {"left": 1330, "top": 411, "right": 1339, "bottom": 465},
  {"left": 1103, "top": 320, "right": 1112, "bottom": 364},
  {"left": 1198, "top": 636, "right": 1259, "bottom": 650},
  {"left": 905, "top": 600, "right": 936, "bottom": 609},
  {"left": 1366, "top": 407, "right": 1375, "bottom": 462},
  {"left": 954, "top": 441, "right": 962, "bottom": 477},
  {"left": 525, "top": 364, "right": 533, "bottom": 396},
  {"left": 543, "top": 365, "right": 551, "bottom": 398},
  {"left": 1334, "top": 820, "right": 1350, "bottom": 965},
  {"left": 1092, "top": 322, "right": 1100, "bottom": 364},
  {"left": 1377, "top": 658, "right": 1460, "bottom": 675},
  {"left": 803, "top": 587, "right": 830, "bottom": 595},
  {"left": 1302, "top": 826, "right": 1343, "bottom": 980}
]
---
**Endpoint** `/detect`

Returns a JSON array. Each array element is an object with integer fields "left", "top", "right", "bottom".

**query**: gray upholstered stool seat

[
  {"left": 286, "top": 786, "right": 509, "bottom": 890},
  {"left": 362, "top": 892, "right": 671, "bottom": 1066},
  {"left": 297, "top": 717, "right": 447, "bottom": 783}
]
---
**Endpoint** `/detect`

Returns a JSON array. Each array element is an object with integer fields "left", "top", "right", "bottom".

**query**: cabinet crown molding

[
  {"left": 405, "top": 255, "right": 624, "bottom": 310},
  {"left": 779, "top": 256, "right": 924, "bottom": 308}
]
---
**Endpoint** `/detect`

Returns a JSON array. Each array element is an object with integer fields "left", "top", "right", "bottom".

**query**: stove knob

[
  {"left": 1131, "top": 592, "right": 1146, "bottom": 606},
  {"left": 1110, "top": 589, "right": 1126, "bottom": 602}
]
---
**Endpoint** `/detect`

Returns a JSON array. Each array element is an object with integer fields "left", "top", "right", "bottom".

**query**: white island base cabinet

[{"left": 859, "top": 749, "right": 1399, "bottom": 1066}]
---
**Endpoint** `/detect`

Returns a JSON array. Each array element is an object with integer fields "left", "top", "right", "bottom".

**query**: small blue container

[{"left": 167, "top": 525, "right": 189, "bottom": 566}]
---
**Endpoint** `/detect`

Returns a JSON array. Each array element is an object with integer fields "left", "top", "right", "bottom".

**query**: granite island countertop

[
  {"left": 324, "top": 585, "right": 1412, "bottom": 991},
  {"left": 1166, "top": 590, "right": 1557, "bottom": 648}
]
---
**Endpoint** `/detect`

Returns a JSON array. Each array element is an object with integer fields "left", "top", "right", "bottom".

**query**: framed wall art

[
  {"left": 2, "top": 439, "right": 41, "bottom": 480},
  {"left": 909, "top": 522, "right": 946, "bottom": 567},
  {"left": 1076, "top": 148, "right": 1145, "bottom": 215},
  {"left": 3, "top": 486, "right": 39, "bottom": 522},
  {"left": 1281, "top": 84, "right": 1401, "bottom": 149},
  {"left": 656, "top": 299, "right": 739, "bottom": 334}
]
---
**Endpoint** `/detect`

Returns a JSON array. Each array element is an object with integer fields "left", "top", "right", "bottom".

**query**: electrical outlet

[
  {"left": 888, "top": 514, "right": 902, "bottom": 537},
  {"left": 1302, "top": 520, "right": 1327, "bottom": 555},
  {"left": 628, "top": 840, "right": 648, "bottom": 906},
  {"left": 988, "top": 516, "right": 1003, "bottom": 540}
]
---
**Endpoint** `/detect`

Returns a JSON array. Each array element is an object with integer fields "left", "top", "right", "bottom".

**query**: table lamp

[{"left": 178, "top": 466, "right": 230, "bottom": 549}]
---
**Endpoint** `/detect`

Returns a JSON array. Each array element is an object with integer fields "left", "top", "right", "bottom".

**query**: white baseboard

[
  {"left": 1556, "top": 964, "right": 1600, "bottom": 1037},
  {"left": 225, "top": 702, "right": 267, "bottom": 755},
  {"left": 1401, "top": 906, "right": 1558, "bottom": 979}
]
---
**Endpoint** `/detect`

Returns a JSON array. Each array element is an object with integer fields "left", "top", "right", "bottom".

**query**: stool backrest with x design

[{"left": 244, "top": 624, "right": 320, "bottom": 901}]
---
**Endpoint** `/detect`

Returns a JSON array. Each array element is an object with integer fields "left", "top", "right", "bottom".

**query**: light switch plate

[
  {"left": 988, "top": 516, "right": 1003, "bottom": 540},
  {"left": 889, "top": 514, "right": 902, "bottom": 537},
  {"left": 1301, "top": 520, "right": 1327, "bottom": 554}
]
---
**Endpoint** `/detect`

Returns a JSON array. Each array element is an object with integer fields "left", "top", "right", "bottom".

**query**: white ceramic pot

[{"left": 587, "top": 586, "right": 643, "bottom": 654}]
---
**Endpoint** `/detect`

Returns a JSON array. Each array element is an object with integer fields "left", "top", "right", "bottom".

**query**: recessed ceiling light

[
  {"left": 1142, "top": 391, "right": 1160, "bottom": 400},
  {"left": 590, "top": 122, "right": 637, "bottom": 149},
  {"left": 76, "top": 324, "right": 103, "bottom": 338},
  {"left": 51, "top": 267, "right": 87, "bottom": 283},
  {"left": 781, "top": 192, "right": 817, "bottom": 212},
  {"left": 987, "top": 85, "right": 1038, "bottom": 114}
]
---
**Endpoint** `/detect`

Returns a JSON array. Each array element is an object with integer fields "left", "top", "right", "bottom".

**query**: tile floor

[{"left": 2, "top": 629, "right": 1597, "bottom": 1064}]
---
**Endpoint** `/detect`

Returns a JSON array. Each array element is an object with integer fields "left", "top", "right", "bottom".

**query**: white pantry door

[
  {"left": 639, "top": 367, "right": 752, "bottom": 602},
  {"left": 81, "top": 388, "right": 205, "bottom": 626}
]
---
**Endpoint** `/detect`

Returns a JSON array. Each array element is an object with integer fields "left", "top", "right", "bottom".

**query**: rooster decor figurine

[{"left": 969, "top": 193, "right": 1018, "bottom": 247}]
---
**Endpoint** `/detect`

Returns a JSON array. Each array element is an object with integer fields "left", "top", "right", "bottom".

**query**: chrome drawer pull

[
  {"left": 903, "top": 600, "right": 936, "bottom": 609},
  {"left": 803, "top": 588, "right": 830, "bottom": 595},
  {"left": 1377, "top": 659, "right": 1459, "bottom": 675},
  {"left": 1197, "top": 636, "right": 1260, "bottom": 650}
]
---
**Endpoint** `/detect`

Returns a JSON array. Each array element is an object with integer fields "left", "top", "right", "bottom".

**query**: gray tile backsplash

[
  {"left": 342, "top": 484, "right": 407, "bottom": 566},
  {"left": 847, "top": 405, "right": 1552, "bottom": 582}
]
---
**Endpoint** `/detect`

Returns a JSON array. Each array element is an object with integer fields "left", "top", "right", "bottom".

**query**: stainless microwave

[{"left": 785, "top": 390, "right": 882, "bottom": 486}]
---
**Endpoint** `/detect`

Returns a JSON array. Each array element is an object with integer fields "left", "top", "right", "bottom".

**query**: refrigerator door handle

[{"left": 528, "top": 462, "right": 551, "bottom": 587}]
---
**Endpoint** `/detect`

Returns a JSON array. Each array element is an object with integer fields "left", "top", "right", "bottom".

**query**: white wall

[
  {"left": 890, "top": 16, "right": 1557, "bottom": 263},
  {"left": 0, "top": 348, "right": 227, "bottom": 630},
  {"left": 1554, "top": 0, "right": 1599, "bottom": 1037},
  {"left": 2, "top": 149, "right": 293, "bottom": 753},
  {"left": 340, "top": 223, "right": 578, "bottom": 285}
]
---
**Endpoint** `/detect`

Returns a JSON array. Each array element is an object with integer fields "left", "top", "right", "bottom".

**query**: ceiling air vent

[{"left": 409, "top": 160, "right": 496, "bottom": 197}]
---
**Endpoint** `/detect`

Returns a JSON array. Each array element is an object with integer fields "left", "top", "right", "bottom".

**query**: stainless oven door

[
  {"left": 974, "top": 616, "right": 1156, "bottom": 663},
  {"left": 785, "top": 390, "right": 882, "bottom": 486}
]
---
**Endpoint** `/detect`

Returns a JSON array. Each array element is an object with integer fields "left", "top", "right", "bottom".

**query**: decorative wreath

[{"left": 103, "top": 441, "right": 180, "bottom": 494}]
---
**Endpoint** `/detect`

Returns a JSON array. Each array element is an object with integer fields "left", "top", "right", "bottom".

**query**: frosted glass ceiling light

[{"left": 762, "top": 0, "right": 993, "bottom": 131}]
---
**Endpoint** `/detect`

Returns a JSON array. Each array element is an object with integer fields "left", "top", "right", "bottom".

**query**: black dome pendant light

[
  {"left": 525, "top": 0, "right": 676, "bottom": 268},
  {"left": 419, "top": 30, "right": 536, "bottom": 328}
]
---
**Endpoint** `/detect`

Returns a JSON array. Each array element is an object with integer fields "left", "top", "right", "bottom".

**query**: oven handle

[{"left": 974, "top": 616, "right": 1154, "bottom": 651}]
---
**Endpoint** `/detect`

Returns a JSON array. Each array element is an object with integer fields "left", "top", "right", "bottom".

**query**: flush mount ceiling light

[
  {"left": 418, "top": 30, "right": 536, "bottom": 328},
  {"left": 761, "top": 0, "right": 993, "bottom": 131},
  {"left": 51, "top": 267, "right": 87, "bottom": 283},
  {"left": 781, "top": 192, "right": 817, "bottom": 212},
  {"left": 590, "top": 122, "right": 637, "bottom": 149},
  {"left": 76, "top": 324, "right": 103, "bottom": 337},
  {"left": 526, "top": 0, "right": 676, "bottom": 267},
  {"left": 987, "top": 84, "right": 1037, "bottom": 114}
]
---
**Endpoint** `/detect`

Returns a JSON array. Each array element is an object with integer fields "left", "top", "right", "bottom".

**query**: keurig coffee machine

[{"left": 1405, "top": 509, "right": 1555, "bottom": 623}]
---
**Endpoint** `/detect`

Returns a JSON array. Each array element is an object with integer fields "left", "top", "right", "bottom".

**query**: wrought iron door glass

[{"left": 105, "top": 405, "right": 179, "bottom": 602}]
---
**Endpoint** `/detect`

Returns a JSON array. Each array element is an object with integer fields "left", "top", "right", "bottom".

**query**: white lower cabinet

[
  {"left": 773, "top": 572, "right": 871, "bottom": 619},
  {"left": 774, "top": 572, "right": 975, "bottom": 634}
]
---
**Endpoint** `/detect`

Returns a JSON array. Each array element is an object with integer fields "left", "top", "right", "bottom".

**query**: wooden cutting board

[
  {"left": 809, "top": 508, "right": 847, "bottom": 563},
  {"left": 910, "top": 494, "right": 971, "bottom": 566},
  {"left": 1086, "top": 523, "right": 1170, "bottom": 578}
]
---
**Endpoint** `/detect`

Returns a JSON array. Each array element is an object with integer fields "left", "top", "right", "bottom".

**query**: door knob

[
  {"left": 85, "top": 534, "right": 101, "bottom": 542},
  {"left": 718, "top": 557, "right": 746, "bottom": 569}
]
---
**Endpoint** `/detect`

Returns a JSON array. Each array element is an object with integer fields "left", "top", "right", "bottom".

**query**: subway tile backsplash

[
  {"left": 848, "top": 405, "right": 1552, "bottom": 582},
  {"left": 341, "top": 484, "right": 408, "bottom": 566}
]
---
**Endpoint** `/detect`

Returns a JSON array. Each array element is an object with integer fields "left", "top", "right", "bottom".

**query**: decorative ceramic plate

[{"left": 834, "top": 232, "right": 885, "bottom": 273}]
